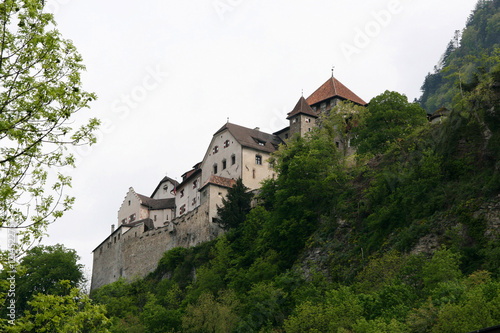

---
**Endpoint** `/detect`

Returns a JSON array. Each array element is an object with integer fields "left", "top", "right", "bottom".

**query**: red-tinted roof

[
  {"left": 200, "top": 175, "right": 237, "bottom": 190},
  {"left": 306, "top": 76, "right": 367, "bottom": 106},
  {"left": 287, "top": 96, "right": 318, "bottom": 119}
]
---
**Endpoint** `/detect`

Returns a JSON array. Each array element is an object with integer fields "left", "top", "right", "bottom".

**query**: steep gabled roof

[
  {"left": 214, "top": 123, "right": 283, "bottom": 154},
  {"left": 200, "top": 175, "right": 237, "bottom": 190},
  {"left": 287, "top": 96, "right": 318, "bottom": 119},
  {"left": 136, "top": 194, "right": 176, "bottom": 210},
  {"left": 150, "top": 176, "right": 179, "bottom": 198},
  {"left": 306, "top": 76, "right": 367, "bottom": 106}
]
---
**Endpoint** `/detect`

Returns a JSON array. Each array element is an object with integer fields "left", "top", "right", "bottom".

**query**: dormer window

[{"left": 253, "top": 137, "right": 266, "bottom": 146}]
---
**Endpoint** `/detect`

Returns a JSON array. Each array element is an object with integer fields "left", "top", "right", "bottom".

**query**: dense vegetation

[
  {"left": 89, "top": 29, "right": 500, "bottom": 331},
  {"left": 419, "top": 0, "right": 500, "bottom": 113},
  {"left": 1, "top": 1, "right": 500, "bottom": 332}
]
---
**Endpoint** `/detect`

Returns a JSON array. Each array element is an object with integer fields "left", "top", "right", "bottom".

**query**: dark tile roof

[
  {"left": 273, "top": 126, "right": 290, "bottom": 135},
  {"left": 150, "top": 176, "right": 179, "bottom": 198},
  {"left": 306, "top": 76, "right": 367, "bottom": 106},
  {"left": 136, "top": 194, "right": 176, "bottom": 210},
  {"left": 287, "top": 96, "right": 319, "bottom": 119},
  {"left": 214, "top": 123, "right": 283, "bottom": 154},
  {"left": 200, "top": 175, "right": 237, "bottom": 190}
]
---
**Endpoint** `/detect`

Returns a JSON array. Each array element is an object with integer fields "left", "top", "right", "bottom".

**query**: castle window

[
  {"left": 121, "top": 218, "right": 126, "bottom": 225},
  {"left": 285, "top": 133, "right": 289, "bottom": 139},
  {"left": 193, "top": 180, "right": 198, "bottom": 188},
  {"left": 192, "top": 197, "right": 197, "bottom": 206},
  {"left": 305, "top": 118, "right": 310, "bottom": 123},
  {"left": 180, "top": 204, "right": 186, "bottom": 215},
  {"left": 213, "top": 145, "right": 219, "bottom": 154},
  {"left": 180, "top": 189, "right": 184, "bottom": 198},
  {"left": 223, "top": 139, "right": 230, "bottom": 148},
  {"left": 129, "top": 213, "right": 136, "bottom": 222},
  {"left": 253, "top": 169, "right": 256, "bottom": 179},
  {"left": 292, "top": 118, "right": 297, "bottom": 123},
  {"left": 128, "top": 200, "right": 131, "bottom": 206},
  {"left": 255, "top": 155, "right": 262, "bottom": 165},
  {"left": 154, "top": 215, "right": 157, "bottom": 221},
  {"left": 114, "top": 236, "right": 116, "bottom": 243},
  {"left": 335, "top": 142, "right": 340, "bottom": 148},
  {"left": 163, "top": 184, "right": 168, "bottom": 192},
  {"left": 231, "top": 154, "right": 236, "bottom": 165},
  {"left": 222, "top": 159, "right": 227, "bottom": 170},
  {"left": 213, "top": 164, "right": 218, "bottom": 174}
]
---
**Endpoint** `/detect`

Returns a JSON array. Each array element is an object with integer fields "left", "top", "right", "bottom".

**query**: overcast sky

[{"left": 2, "top": 0, "right": 480, "bottom": 277}]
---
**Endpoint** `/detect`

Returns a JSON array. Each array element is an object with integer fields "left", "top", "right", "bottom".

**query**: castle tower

[
  {"left": 286, "top": 96, "right": 319, "bottom": 137},
  {"left": 306, "top": 76, "right": 367, "bottom": 116}
]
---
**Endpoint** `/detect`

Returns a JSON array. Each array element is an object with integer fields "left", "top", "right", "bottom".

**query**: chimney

[{"left": 111, "top": 224, "right": 115, "bottom": 233}]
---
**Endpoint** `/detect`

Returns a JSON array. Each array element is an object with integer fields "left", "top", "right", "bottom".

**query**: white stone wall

[
  {"left": 152, "top": 179, "right": 177, "bottom": 200},
  {"left": 201, "top": 130, "right": 243, "bottom": 186},
  {"left": 241, "top": 147, "right": 275, "bottom": 190},
  {"left": 117, "top": 188, "right": 148, "bottom": 226}
]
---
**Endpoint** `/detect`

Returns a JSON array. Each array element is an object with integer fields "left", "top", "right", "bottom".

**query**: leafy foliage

[
  {"left": 0, "top": 244, "right": 84, "bottom": 316},
  {"left": 87, "top": 3, "right": 500, "bottom": 332},
  {"left": 0, "top": 0, "right": 99, "bottom": 249}
]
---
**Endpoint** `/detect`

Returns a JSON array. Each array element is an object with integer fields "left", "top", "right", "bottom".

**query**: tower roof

[
  {"left": 287, "top": 96, "right": 318, "bottom": 119},
  {"left": 306, "top": 76, "right": 367, "bottom": 106}
]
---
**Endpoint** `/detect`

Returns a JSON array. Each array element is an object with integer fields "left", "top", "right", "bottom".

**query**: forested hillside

[
  {"left": 419, "top": 0, "right": 500, "bottom": 113},
  {"left": 2, "top": 1, "right": 500, "bottom": 332},
  {"left": 87, "top": 3, "right": 500, "bottom": 329}
]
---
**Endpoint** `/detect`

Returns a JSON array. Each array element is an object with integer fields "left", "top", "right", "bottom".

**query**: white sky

[{"left": 4, "top": 0, "right": 480, "bottom": 275}]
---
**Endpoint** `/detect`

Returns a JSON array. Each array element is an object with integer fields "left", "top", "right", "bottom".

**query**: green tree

[
  {"left": 4, "top": 281, "right": 110, "bottom": 332},
  {"left": 353, "top": 91, "right": 427, "bottom": 156},
  {"left": 422, "top": 247, "right": 462, "bottom": 292},
  {"left": 0, "top": 244, "right": 84, "bottom": 315},
  {"left": 0, "top": 0, "right": 98, "bottom": 248},
  {"left": 182, "top": 290, "right": 240, "bottom": 333},
  {"left": 216, "top": 178, "right": 253, "bottom": 231}
]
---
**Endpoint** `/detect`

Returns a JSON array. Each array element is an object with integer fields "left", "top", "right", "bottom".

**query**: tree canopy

[
  {"left": 0, "top": 244, "right": 84, "bottom": 316},
  {"left": 0, "top": 0, "right": 98, "bottom": 249},
  {"left": 353, "top": 90, "right": 428, "bottom": 156}
]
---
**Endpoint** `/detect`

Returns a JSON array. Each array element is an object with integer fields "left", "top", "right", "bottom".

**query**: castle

[{"left": 90, "top": 76, "right": 367, "bottom": 291}]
